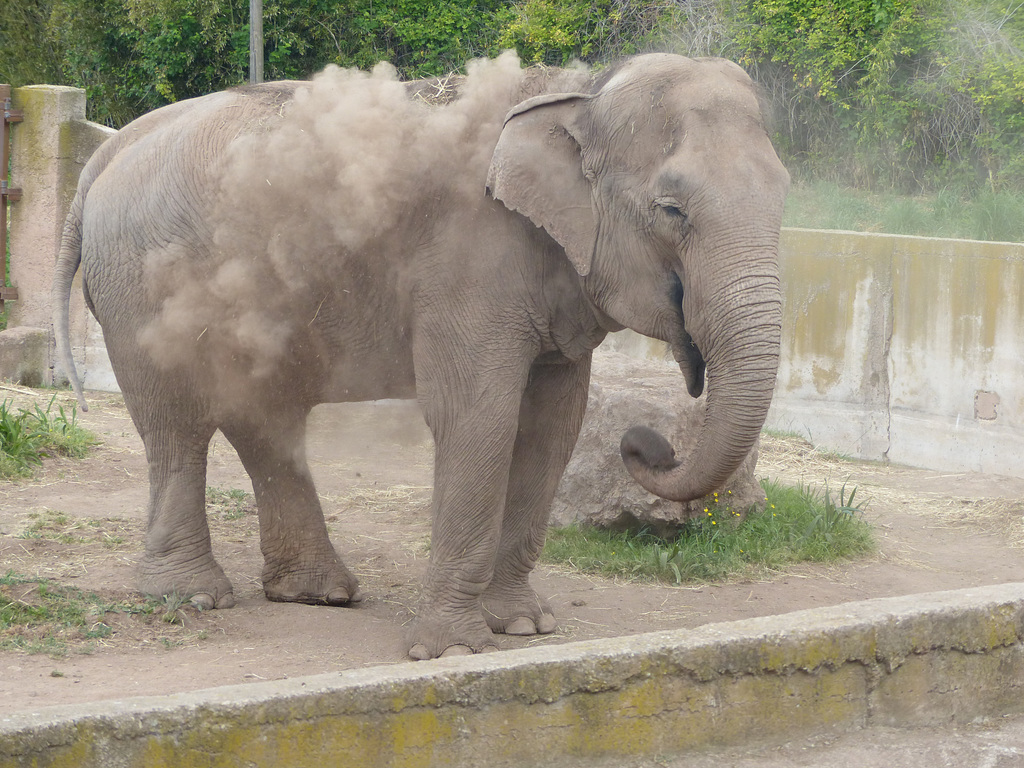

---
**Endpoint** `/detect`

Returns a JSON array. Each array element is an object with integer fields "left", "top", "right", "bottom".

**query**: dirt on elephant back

[{"left": 0, "top": 385, "right": 1022, "bottom": 716}]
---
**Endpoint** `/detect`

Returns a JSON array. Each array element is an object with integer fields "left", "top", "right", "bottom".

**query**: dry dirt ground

[{"left": 1, "top": 386, "right": 1023, "bottom": 717}]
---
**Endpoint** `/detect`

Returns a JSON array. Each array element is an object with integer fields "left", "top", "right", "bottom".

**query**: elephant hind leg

[
  {"left": 125, "top": 397, "right": 233, "bottom": 609},
  {"left": 220, "top": 409, "right": 361, "bottom": 606}
]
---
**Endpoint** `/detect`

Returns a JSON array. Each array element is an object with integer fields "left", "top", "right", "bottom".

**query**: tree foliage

[{"left": 1, "top": 0, "right": 1023, "bottom": 191}]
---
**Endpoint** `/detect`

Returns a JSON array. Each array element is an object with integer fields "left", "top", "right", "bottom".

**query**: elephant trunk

[{"left": 621, "top": 236, "right": 782, "bottom": 502}]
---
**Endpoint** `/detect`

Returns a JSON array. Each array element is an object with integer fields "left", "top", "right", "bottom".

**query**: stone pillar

[{"left": 8, "top": 85, "right": 115, "bottom": 388}]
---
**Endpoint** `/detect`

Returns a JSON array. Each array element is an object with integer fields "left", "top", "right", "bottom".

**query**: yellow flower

[{"left": 711, "top": 521, "right": 717, "bottom": 525}]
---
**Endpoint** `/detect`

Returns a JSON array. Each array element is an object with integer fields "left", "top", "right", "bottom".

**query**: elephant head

[{"left": 486, "top": 54, "right": 788, "bottom": 502}]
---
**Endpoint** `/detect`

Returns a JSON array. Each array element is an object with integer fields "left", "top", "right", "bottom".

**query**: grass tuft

[
  {"left": 0, "top": 396, "right": 95, "bottom": 477},
  {"left": 0, "top": 571, "right": 200, "bottom": 656},
  {"left": 0, "top": 571, "right": 150, "bottom": 655},
  {"left": 205, "top": 486, "right": 254, "bottom": 520},
  {"left": 542, "top": 479, "right": 874, "bottom": 584}
]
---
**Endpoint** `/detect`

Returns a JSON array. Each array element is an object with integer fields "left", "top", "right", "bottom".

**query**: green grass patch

[
  {"left": 205, "top": 486, "right": 255, "bottom": 520},
  {"left": 542, "top": 480, "right": 874, "bottom": 584},
  {"left": 0, "top": 396, "right": 95, "bottom": 478},
  {"left": 784, "top": 181, "right": 1024, "bottom": 243},
  {"left": 17, "top": 510, "right": 128, "bottom": 549},
  {"left": 0, "top": 571, "right": 159, "bottom": 655}
]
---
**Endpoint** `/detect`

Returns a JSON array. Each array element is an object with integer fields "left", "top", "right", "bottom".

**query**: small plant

[
  {"left": 0, "top": 396, "right": 95, "bottom": 478},
  {"left": 30, "top": 395, "right": 95, "bottom": 459},
  {"left": 542, "top": 478, "right": 874, "bottom": 584}
]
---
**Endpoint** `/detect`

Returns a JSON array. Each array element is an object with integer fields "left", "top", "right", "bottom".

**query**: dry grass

[
  {"left": 758, "top": 433, "right": 1024, "bottom": 547},
  {"left": 327, "top": 485, "right": 431, "bottom": 515}
]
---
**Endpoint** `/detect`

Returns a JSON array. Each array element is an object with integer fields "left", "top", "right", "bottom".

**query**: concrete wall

[
  {"left": 2, "top": 583, "right": 1023, "bottom": 768},
  {"left": 769, "top": 229, "right": 1024, "bottom": 477},
  {"left": 6, "top": 85, "right": 115, "bottom": 390}
]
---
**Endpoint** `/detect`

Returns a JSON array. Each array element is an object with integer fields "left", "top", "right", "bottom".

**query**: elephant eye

[{"left": 654, "top": 197, "right": 688, "bottom": 223}]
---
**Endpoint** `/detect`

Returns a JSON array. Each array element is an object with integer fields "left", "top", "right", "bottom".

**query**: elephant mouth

[{"left": 669, "top": 272, "right": 706, "bottom": 398}]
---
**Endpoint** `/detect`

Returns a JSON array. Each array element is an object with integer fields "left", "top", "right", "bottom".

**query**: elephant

[{"left": 52, "top": 52, "right": 788, "bottom": 660}]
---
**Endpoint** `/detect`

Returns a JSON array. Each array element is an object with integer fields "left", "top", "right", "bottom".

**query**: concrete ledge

[{"left": 2, "top": 583, "right": 1023, "bottom": 767}]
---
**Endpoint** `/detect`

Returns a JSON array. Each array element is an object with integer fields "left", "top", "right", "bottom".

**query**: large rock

[{"left": 550, "top": 349, "right": 764, "bottom": 535}]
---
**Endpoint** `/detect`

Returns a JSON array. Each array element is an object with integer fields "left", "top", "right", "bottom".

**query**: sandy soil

[{"left": 0, "top": 387, "right": 1022, "bottom": 716}]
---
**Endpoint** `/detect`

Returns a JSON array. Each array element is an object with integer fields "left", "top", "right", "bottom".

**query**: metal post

[
  {"left": 249, "top": 0, "right": 264, "bottom": 85},
  {"left": 0, "top": 85, "right": 22, "bottom": 310}
]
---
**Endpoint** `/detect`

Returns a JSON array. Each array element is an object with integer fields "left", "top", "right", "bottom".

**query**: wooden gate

[{"left": 0, "top": 85, "right": 21, "bottom": 309}]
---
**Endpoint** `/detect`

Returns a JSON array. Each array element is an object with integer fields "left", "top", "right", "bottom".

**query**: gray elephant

[{"left": 52, "top": 52, "right": 788, "bottom": 660}]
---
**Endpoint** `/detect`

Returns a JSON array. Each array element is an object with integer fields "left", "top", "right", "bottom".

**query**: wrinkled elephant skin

[{"left": 52, "top": 53, "right": 789, "bottom": 660}]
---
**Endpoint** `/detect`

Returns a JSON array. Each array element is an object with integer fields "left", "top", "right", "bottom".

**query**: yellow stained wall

[{"left": 772, "top": 228, "right": 1024, "bottom": 475}]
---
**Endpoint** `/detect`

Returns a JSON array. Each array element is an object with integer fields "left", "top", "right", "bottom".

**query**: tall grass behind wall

[{"left": 784, "top": 182, "right": 1024, "bottom": 243}]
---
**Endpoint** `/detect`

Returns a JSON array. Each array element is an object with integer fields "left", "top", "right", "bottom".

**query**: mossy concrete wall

[
  {"left": 7, "top": 86, "right": 115, "bottom": 389},
  {"left": 1, "top": 583, "right": 1022, "bottom": 767},
  {"left": 769, "top": 229, "right": 1024, "bottom": 477}
]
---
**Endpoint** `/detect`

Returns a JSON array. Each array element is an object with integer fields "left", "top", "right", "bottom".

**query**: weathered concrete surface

[
  {"left": 552, "top": 349, "right": 763, "bottom": 533},
  {"left": 9, "top": 86, "right": 115, "bottom": 390},
  {"left": 2, "top": 583, "right": 1022, "bottom": 768},
  {"left": 768, "top": 228, "right": 1024, "bottom": 479},
  {"left": 0, "top": 327, "right": 48, "bottom": 387}
]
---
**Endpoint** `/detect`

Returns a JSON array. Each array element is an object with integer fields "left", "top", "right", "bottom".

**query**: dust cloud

[{"left": 136, "top": 51, "right": 592, "bottom": 407}]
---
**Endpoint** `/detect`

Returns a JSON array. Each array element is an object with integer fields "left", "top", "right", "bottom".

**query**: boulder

[{"left": 550, "top": 349, "right": 764, "bottom": 535}]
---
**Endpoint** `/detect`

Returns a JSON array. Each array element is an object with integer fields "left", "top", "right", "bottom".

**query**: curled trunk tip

[{"left": 620, "top": 426, "right": 679, "bottom": 473}]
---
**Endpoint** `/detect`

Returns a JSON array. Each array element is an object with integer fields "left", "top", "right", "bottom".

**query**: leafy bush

[
  {"left": 4, "top": 0, "right": 1024, "bottom": 196},
  {"left": 737, "top": 0, "right": 1024, "bottom": 192}
]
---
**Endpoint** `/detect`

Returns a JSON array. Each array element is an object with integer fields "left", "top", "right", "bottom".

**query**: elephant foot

[
  {"left": 481, "top": 580, "right": 557, "bottom": 636},
  {"left": 262, "top": 556, "right": 362, "bottom": 606},
  {"left": 406, "top": 607, "right": 499, "bottom": 660},
  {"left": 139, "top": 553, "right": 236, "bottom": 609}
]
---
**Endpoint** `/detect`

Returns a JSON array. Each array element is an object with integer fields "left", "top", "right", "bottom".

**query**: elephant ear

[{"left": 486, "top": 93, "right": 597, "bottom": 276}]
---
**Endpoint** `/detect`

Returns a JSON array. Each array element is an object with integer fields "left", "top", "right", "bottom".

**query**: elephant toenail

[
  {"left": 190, "top": 593, "right": 216, "bottom": 611},
  {"left": 326, "top": 588, "right": 360, "bottom": 605},
  {"left": 438, "top": 644, "right": 474, "bottom": 657},
  {"left": 505, "top": 617, "right": 537, "bottom": 635},
  {"left": 408, "top": 644, "right": 430, "bottom": 661}
]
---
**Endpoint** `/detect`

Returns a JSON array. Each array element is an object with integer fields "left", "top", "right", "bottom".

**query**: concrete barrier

[
  {"left": 3, "top": 582, "right": 1022, "bottom": 768},
  {"left": 769, "top": 228, "right": 1024, "bottom": 478}
]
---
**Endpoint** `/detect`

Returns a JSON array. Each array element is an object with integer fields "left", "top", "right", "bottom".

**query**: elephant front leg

[
  {"left": 481, "top": 355, "right": 592, "bottom": 637},
  {"left": 407, "top": 387, "right": 525, "bottom": 660},
  {"left": 221, "top": 411, "right": 361, "bottom": 606}
]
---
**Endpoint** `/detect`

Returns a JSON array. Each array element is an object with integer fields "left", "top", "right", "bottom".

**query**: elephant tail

[{"left": 51, "top": 192, "right": 89, "bottom": 412}]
